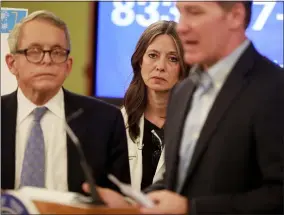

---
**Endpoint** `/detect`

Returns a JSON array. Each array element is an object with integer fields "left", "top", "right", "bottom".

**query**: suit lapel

[
  {"left": 181, "top": 45, "right": 256, "bottom": 190},
  {"left": 63, "top": 89, "right": 88, "bottom": 193},
  {"left": 166, "top": 78, "right": 196, "bottom": 190},
  {"left": 1, "top": 91, "right": 18, "bottom": 189}
]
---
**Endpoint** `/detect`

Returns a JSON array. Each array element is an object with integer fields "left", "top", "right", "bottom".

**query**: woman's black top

[{"left": 141, "top": 118, "right": 164, "bottom": 190}]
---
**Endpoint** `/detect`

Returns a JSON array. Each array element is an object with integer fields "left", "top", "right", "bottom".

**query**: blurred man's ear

[
  {"left": 5, "top": 54, "right": 18, "bottom": 76},
  {"left": 227, "top": 2, "right": 246, "bottom": 30}
]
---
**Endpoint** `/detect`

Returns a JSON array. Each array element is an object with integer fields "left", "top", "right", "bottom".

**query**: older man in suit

[
  {"left": 93, "top": 1, "right": 284, "bottom": 214},
  {"left": 1, "top": 10, "right": 130, "bottom": 194}
]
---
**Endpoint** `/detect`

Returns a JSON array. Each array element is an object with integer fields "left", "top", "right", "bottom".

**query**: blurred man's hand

[
  {"left": 82, "top": 183, "right": 131, "bottom": 208},
  {"left": 140, "top": 190, "right": 188, "bottom": 214}
]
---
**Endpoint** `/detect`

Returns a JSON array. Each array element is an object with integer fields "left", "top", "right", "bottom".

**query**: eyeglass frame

[{"left": 14, "top": 47, "right": 70, "bottom": 64}]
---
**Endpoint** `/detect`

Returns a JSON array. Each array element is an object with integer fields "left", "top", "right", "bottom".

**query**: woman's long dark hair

[{"left": 124, "top": 20, "right": 190, "bottom": 142}]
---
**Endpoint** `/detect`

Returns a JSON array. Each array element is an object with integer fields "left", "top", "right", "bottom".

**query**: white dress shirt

[
  {"left": 15, "top": 88, "right": 68, "bottom": 191},
  {"left": 176, "top": 40, "right": 251, "bottom": 192}
]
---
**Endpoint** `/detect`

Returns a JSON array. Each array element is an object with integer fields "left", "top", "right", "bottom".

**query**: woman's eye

[
  {"left": 169, "top": 56, "right": 179, "bottom": 62},
  {"left": 148, "top": 53, "right": 157, "bottom": 59}
]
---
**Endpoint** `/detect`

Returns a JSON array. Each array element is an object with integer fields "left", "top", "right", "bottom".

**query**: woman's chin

[{"left": 148, "top": 85, "right": 171, "bottom": 93}]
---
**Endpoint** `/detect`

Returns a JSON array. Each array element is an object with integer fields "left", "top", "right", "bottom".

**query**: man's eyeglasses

[
  {"left": 151, "top": 129, "right": 164, "bottom": 167},
  {"left": 15, "top": 47, "right": 70, "bottom": 64}
]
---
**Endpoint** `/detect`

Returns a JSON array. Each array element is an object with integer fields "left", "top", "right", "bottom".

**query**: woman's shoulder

[
  {"left": 121, "top": 106, "right": 145, "bottom": 129},
  {"left": 120, "top": 106, "right": 128, "bottom": 121},
  {"left": 121, "top": 106, "right": 126, "bottom": 114}
]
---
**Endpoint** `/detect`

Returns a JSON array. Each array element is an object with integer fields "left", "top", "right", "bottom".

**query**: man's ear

[
  {"left": 5, "top": 54, "right": 18, "bottom": 76},
  {"left": 65, "top": 56, "right": 73, "bottom": 77},
  {"left": 227, "top": 2, "right": 246, "bottom": 30}
]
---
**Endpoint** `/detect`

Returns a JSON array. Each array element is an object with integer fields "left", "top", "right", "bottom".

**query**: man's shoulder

[
  {"left": 1, "top": 91, "right": 17, "bottom": 106},
  {"left": 63, "top": 90, "right": 120, "bottom": 114},
  {"left": 246, "top": 42, "right": 283, "bottom": 75},
  {"left": 251, "top": 49, "right": 284, "bottom": 87},
  {"left": 255, "top": 53, "right": 284, "bottom": 74},
  {"left": 1, "top": 91, "right": 16, "bottom": 99},
  {"left": 1, "top": 94, "right": 9, "bottom": 103}
]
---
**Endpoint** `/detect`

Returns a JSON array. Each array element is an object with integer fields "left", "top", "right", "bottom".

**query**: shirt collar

[
  {"left": 17, "top": 88, "right": 37, "bottom": 125},
  {"left": 208, "top": 39, "right": 250, "bottom": 89},
  {"left": 44, "top": 88, "right": 65, "bottom": 120},
  {"left": 189, "top": 39, "right": 250, "bottom": 91},
  {"left": 17, "top": 88, "right": 65, "bottom": 125}
]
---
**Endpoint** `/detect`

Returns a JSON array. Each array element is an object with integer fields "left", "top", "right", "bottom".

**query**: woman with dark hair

[{"left": 121, "top": 20, "right": 190, "bottom": 191}]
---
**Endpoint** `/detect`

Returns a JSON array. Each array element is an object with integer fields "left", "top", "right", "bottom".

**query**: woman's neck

[{"left": 144, "top": 90, "right": 169, "bottom": 128}]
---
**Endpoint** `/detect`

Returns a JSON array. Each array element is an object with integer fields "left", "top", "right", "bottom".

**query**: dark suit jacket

[
  {"left": 1, "top": 89, "right": 130, "bottom": 194},
  {"left": 146, "top": 44, "right": 284, "bottom": 214}
]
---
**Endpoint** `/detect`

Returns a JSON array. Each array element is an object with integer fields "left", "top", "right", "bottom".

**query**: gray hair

[{"left": 8, "top": 10, "right": 71, "bottom": 53}]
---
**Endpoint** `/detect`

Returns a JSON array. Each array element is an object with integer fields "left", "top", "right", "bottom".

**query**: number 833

[{"left": 111, "top": 1, "right": 179, "bottom": 27}]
